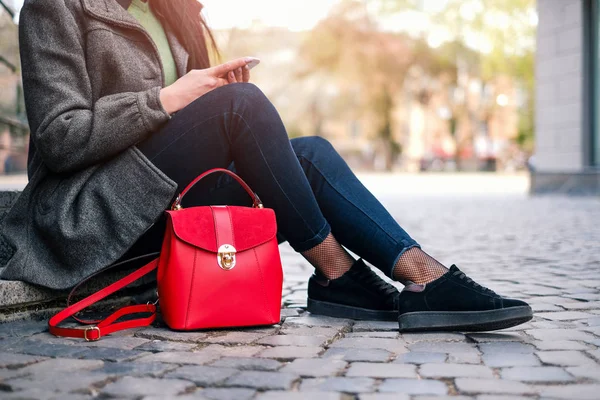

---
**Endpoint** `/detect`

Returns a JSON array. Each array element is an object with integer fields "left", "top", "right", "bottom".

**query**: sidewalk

[{"left": 1, "top": 173, "right": 599, "bottom": 399}]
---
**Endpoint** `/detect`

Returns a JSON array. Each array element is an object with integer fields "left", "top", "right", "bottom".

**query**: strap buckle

[{"left": 83, "top": 326, "right": 101, "bottom": 342}]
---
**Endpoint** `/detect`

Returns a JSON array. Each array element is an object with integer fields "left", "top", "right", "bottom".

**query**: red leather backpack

[{"left": 49, "top": 168, "right": 284, "bottom": 341}]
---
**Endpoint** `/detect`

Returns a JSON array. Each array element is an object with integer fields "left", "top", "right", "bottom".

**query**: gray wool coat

[{"left": 0, "top": 0, "right": 192, "bottom": 289}]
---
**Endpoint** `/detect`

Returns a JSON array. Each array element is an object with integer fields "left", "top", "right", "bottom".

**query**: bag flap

[{"left": 165, "top": 206, "right": 277, "bottom": 252}]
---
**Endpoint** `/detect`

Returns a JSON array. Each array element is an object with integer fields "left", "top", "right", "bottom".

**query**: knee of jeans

[
  {"left": 292, "top": 136, "right": 336, "bottom": 163},
  {"left": 217, "top": 83, "right": 268, "bottom": 109}
]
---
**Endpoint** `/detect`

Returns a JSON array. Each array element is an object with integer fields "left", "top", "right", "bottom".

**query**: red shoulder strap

[{"left": 48, "top": 257, "right": 159, "bottom": 341}]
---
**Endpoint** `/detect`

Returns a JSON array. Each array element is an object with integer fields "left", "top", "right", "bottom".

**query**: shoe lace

[
  {"left": 354, "top": 265, "right": 399, "bottom": 299},
  {"left": 453, "top": 270, "right": 497, "bottom": 295}
]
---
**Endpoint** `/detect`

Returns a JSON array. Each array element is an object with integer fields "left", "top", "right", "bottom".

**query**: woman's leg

[
  {"left": 284, "top": 137, "right": 532, "bottom": 331},
  {"left": 287, "top": 136, "right": 447, "bottom": 284},
  {"left": 132, "top": 83, "right": 355, "bottom": 280}
]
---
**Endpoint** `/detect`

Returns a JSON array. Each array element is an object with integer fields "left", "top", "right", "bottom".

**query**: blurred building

[{"left": 533, "top": 0, "right": 600, "bottom": 194}]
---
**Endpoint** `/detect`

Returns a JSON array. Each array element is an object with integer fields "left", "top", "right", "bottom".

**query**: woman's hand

[
  {"left": 159, "top": 57, "right": 251, "bottom": 115},
  {"left": 225, "top": 65, "right": 250, "bottom": 84}
]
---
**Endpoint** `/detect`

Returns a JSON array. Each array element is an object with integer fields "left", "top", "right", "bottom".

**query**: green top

[{"left": 127, "top": 0, "right": 178, "bottom": 86}]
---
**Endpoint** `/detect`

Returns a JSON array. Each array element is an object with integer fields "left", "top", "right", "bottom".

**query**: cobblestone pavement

[{"left": 1, "top": 175, "right": 600, "bottom": 399}]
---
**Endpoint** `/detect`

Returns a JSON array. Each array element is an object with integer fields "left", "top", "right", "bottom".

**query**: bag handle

[
  {"left": 171, "top": 168, "right": 263, "bottom": 210},
  {"left": 48, "top": 255, "right": 159, "bottom": 341}
]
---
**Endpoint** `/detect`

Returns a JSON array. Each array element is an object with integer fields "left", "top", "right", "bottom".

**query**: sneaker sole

[
  {"left": 398, "top": 306, "right": 533, "bottom": 332},
  {"left": 307, "top": 298, "right": 397, "bottom": 321}
]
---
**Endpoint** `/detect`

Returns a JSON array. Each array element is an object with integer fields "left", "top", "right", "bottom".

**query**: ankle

[{"left": 392, "top": 248, "right": 448, "bottom": 284}]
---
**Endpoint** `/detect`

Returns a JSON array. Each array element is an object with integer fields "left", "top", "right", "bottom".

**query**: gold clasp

[{"left": 217, "top": 244, "right": 237, "bottom": 270}]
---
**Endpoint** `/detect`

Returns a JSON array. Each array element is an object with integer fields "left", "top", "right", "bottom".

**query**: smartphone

[{"left": 246, "top": 57, "right": 261, "bottom": 70}]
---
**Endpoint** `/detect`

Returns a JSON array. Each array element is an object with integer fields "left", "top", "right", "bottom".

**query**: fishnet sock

[
  {"left": 393, "top": 247, "right": 448, "bottom": 285},
  {"left": 301, "top": 233, "right": 355, "bottom": 280}
]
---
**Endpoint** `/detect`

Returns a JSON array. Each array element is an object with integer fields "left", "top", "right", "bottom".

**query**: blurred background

[{"left": 0, "top": 0, "right": 598, "bottom": 194}]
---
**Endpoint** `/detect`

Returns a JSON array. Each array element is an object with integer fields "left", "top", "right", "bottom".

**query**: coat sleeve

[{"left": 19, "top": 0, "right": 171, "bottom": 174}]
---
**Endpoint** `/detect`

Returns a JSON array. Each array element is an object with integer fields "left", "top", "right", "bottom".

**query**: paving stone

[
  {"left": 256, "top": 392, "right": 343, "bottom": 400},
  {"left": 77, "top": 346, "right": 149, "bottom": 362},
  {"left": 345, "top": 362, "right": 416, "bottom": 378},
  {"left": 6, "top": 372, "right": 111, "bottom": 393},
  {"left": 358, "top": 395, "right": 410, "bottom": 400},
  {"left": 18, "top": 358, "right": 104, "bottom": 374},
  {"left": 280, "top": 358, "right": 347, "bottom": 377},
  {"left": 537, "top": 384, "right": 600, "bottom": 399},
  {"left": 400, "top": 332, "right": 466, "bottom": 343},
  {"left": 413, "top": 396, "right": 473, "bottom": 400},
  {"left": 225, "top": 371, "right": 298, "bottom": 390},
  {"left": 0, "top": 368, "right": 28, "bottom": 381},
  {"left": 377, "top": 378, "right": 448, "bottom": 395},
  {"left": 203, "top": 332, "right": 268, "bottom": 344},
  {"left": 202, "top": 344, "right": 266, "bottom": 358},
  {"left": 454, "top": 378, "right": 535, "bottom": 395},
  {"left": 82, "top": 335, "right": 150, "bottom": 350},
  {"left": 476, "top": 396, "right": 530, "bottom": 400},
  {"left": 408, "top": 342, "right": 478, "bottom": 354},
  {"left": 257, "top": 335, "right": 329, "bottom": 347},
  {"left": 566, "top": 366, "right": 600, "bottom": 381},
  {"left": 166, "top": 365, "right": 238, "bottom": 386},
  {"left": 352, "top": 321, "right": 399, "bottom": 332},
  {"left": 135, "top": 339, "right": 197, "bottom": 352},
  {"left": 393, "top": 351, "right": 446, "bottom": 364},
  {"left": 135, "top": 328, "right": 210, "bottom": 343},
  {"left": 446, "top": 352, "right": 482, "bottom": 364},
  {"left": 101, "top": 376, "right": 194, "bottom": 397},
  {"left": 285, "top": 315, "right": 352, "bottom": 328},
  {"left": 136, "top": 351, "right": 220, "bottom": 365},
  {"left": 280, "top": 309, "right": 303, "bottom": 318},
  {"left": 209, "top": 357, "right": 282, "bottom": 371},
  {"left": 345, "top": 332, "right": 398, "bottom": 339},
  {"left": 466, "top": 332, "right": 526, "bottom": 343},
  {"left": 537, "top": 311, "right": 596, "bottom": 321},
  {"left": 198, "top": 388, "right": 256, "bottom": 400},
  {"left": 562, "top": 302, "right": 600, "bottom": 310},
  {"left": 0, "top": 353, "right": 46, "bottom": 368},
  {"left": 143, "top": 395, "right": 209, "bottom": 400},
  {"left": 329, "top": 338, "right": 406, "bottom": 353},
  {"left": 322, "top": 347, "right": 392, "bottom": 362},
  {"left": 501, "top": 366, "right": 574, "bottom": 382},
  {"left": 419, "top": 364, "right": 494, "bottom": 379},
  {"left": 2, "top": 388, "right": 96, "bottom": 400},
  {"left": 2, "top": 339, "right": 88, "bottom": 358},
  {"left": 526, "top": 329, "right": 597, "bottom": 342},
  {"left": 96, "top": 361, "right": 177, "bottom": 377},
  {"left": 479, "top": 342, "right": 535, "bottom": 354},
  {"left": 587, "top": 349, "right": 600, "bottom": 361},
  {"left": 482, "top": 352, "right": 540, "bottom": 367},
  {"left": 532, "top": 340, "right": 591, "bottom": 350},
  {"left": 536, "top": 350, "right": 596, "bottom": 366},
  {"left": 0, "top": 321, "right": 48, "bottom": 338},
  {"left": 299, "top": 377, "right": 376, "bottom": 393},
  {"left": 258, "top": 346, "right": 322, "bottom": 359},
  {"left": 279, "top": 326, "right": 341, "bottom": 337}
]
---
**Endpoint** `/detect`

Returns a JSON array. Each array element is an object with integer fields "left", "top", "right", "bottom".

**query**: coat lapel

[
  {"left": 166, "top": 30, "right": 190, "bottom": 78},
  {"left": 81, "top": 0, "right": 190, "bottom": 78}
]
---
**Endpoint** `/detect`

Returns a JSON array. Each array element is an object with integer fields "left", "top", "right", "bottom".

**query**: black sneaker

[
  {"left": 307, "top": 259, "right": 399, "bottom": 321},
  {"left": 398, "top": 265, "right": 533, "bottom": 332}
]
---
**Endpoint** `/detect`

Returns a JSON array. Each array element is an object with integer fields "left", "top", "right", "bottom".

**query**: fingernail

[
  {"left": 244, "top": 57, "right": 254, "bottom": 63},
  {"left": 244, "top": 65, "right": 250, "bottom": 70}
]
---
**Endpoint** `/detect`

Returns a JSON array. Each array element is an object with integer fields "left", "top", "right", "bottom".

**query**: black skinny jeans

[{"left": 130, "top": 83, "right": 419, "bottom": 278}]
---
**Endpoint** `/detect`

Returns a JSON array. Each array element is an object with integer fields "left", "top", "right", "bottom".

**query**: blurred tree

[
  {"left": 298, "top": 1, "right": 414, "bottom": 170},
  {"left": 378, "top": 0, "right": 536, "bottom": 158}
]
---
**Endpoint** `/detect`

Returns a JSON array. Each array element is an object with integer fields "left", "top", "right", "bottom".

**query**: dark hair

[{"left": 150, "top": 0, "right": 219, "bottom": 70}]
